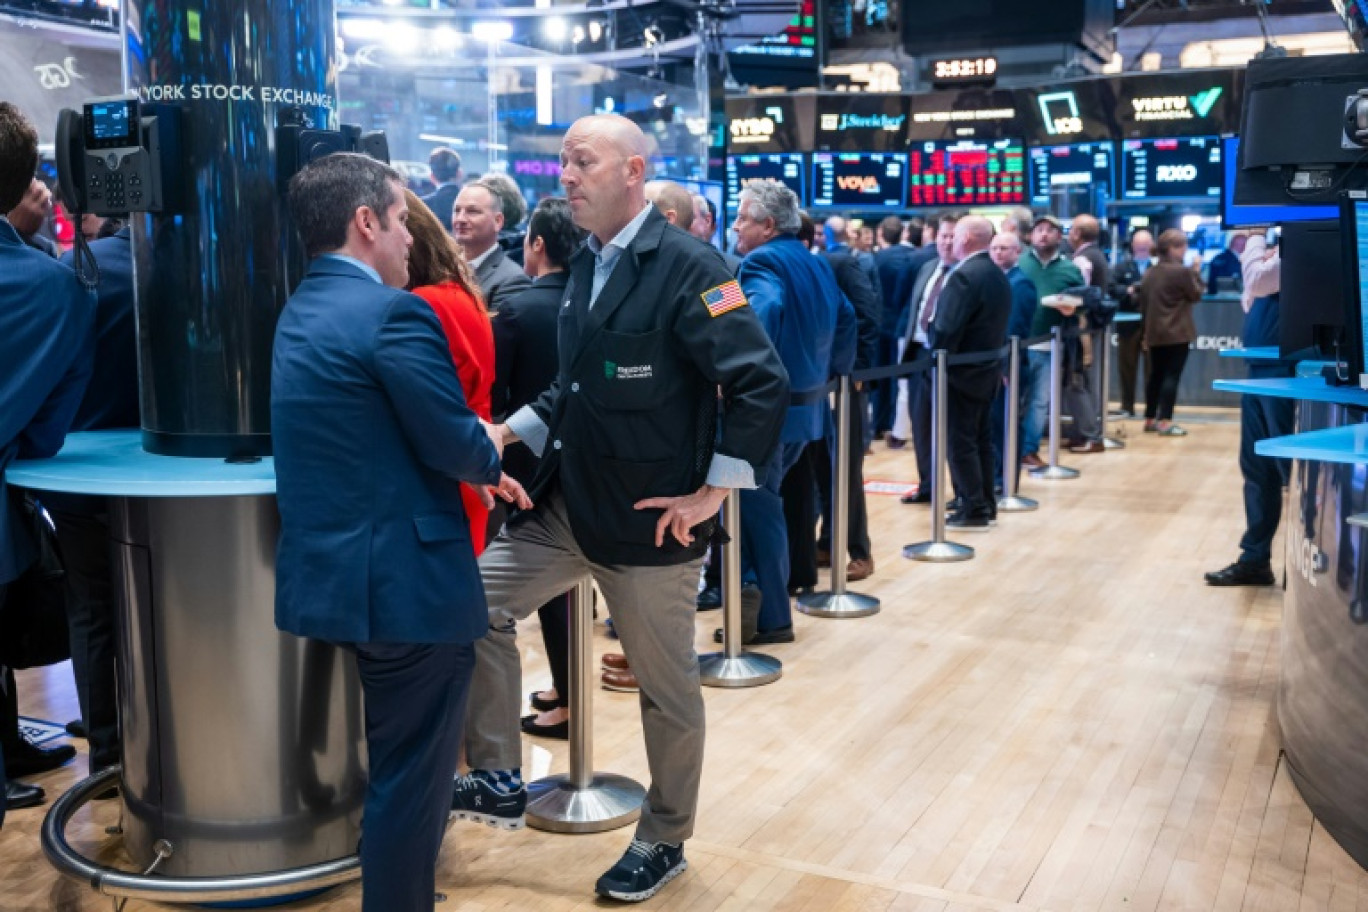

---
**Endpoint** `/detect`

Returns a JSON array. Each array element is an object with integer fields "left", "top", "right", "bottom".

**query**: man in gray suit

[{"left": 452, "top": 182, "right": 530, "bottom": 312}]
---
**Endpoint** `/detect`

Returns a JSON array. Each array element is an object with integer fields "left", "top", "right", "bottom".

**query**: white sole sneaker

[
  {"left": 448, "top": 809, "right": 526, "bottom": 830},
  {"left": 597, "top": 858, "right": 688, "bottom": 903}
]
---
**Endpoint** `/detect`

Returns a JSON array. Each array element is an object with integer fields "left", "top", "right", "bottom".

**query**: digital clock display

[{"left": 931, "top": 57, "right": 998, "bottom": 84}]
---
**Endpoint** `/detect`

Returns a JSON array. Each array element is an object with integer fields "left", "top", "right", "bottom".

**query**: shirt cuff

[
  {"left": 506, "top": 407, "right": 549, "bottom": 458},
  {"left": 706, "top": 453, "right": 757, "bottom": 490}
]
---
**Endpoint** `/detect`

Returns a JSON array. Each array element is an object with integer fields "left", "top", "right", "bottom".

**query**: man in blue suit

[
  {"left": 272, "top": 153, "right": 525, "bottom": 912},
  {"left": 731, "top": 180, "right": 856, "bottom": 643},
  {"left": 0, "top": 101, "right": 96, "bottom": 811}
]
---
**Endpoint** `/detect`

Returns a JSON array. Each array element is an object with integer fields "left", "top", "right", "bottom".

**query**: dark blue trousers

[
  {"left": 871, "top": 333, "right": 899, "bottom": 434},
  {"left": 1238, "top": 392, "right": 1295, "bottom": 566},
  {"left": 741, "top": 441, "right": 809, "bottom": 633},
  {"left": 352, "top": 640, "right": 474, "bottom": 912}
]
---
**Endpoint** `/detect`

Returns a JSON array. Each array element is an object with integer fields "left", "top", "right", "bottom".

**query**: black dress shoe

[
  {"left": 712, "top": 625, "right": 795, "bottom": 645},
  {"left": 5, "top": 738, "right": 76, "bottom": 779},
  {"left": 528, "top": 691, "right": 558, "bottom": 712},
  {"left": 900, "top": 489, "right": 931, "bottom": 505},
  {"left": 520, "top": 713, "right": 569, "bottom": 740},
  {"left": 695, "top": 587, "right": 722, "bottom": 611},
  {"left": 65, "top": 719, "right": 88, "bottom": 739},
  {"left": 5, "top": 779, "right": 45, "bottom": 810},
  {"left": 1205, "top": 561, "right": 1276, "bottom": 587}
]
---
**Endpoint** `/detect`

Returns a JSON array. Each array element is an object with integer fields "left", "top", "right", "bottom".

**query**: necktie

[{"left": 919, "top": 267, "right": 946, "bottom": 335}]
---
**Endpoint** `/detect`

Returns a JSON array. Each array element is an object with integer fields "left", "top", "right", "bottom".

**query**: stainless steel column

[
  {"left": 904, "top": 351, "right": 974, "bottom": 563},
  {"left": 998, "top": 336, "right": 1038, "bottom": 513},
  {"left": 526, "top": 580, "right": 646, "bottom": 832},
  {"left": 1098, "top": 326, "right": 1125, "bottom": 449},
  {"left": 1031, "top": 327, "right": 1081, "bottom": 480},
  {"left": 798, "top": 375, "right": 881, "bottom": 617},
  {"left": 701, "top": 493, "right": 782, "bottom": 686}
]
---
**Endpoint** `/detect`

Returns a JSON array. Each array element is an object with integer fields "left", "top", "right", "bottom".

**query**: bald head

[
  {"left": 953, "top": 215, "right": 994, "bottom": 260},
  {"left": 645, "top": 180, "right": 695, "bottom": 229},
  {"left": 826, "top": 216, "right": 848, "bottom": 245},
  {"left": 1069, "top": 213, "right": 1100, "bottom": 246},
  {"left": 560, "top": 114, "right": 650, "bottom": 242}
]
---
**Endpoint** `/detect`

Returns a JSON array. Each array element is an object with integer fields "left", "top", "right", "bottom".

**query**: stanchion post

[
  {"left": 903, "top": 350, "right": 974, "bottom": 563},
  {"left": 701, "top": 492, "right": 782, "bottom": 686},
  {"left": 1030, "top": 326, "right": 1080, "bottom": 481},
  {"left": 798, "top": 375, "right": 880, "bottom": 618},
  {"left": 1098, "top": 325, "right": 1124, "bottom": 449},
  {"left": 998, "top": 336, "right": 1038, "bottom": 513},
  {"left": 525, "top": 579, "right": 646, "bottom": 832}
]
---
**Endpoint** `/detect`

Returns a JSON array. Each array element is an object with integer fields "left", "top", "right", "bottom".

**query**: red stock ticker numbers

[{"left": 907, "top": 138, "right": 1025, "bottom": 207}]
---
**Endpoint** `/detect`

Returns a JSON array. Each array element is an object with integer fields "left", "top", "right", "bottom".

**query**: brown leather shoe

[
  {"left": 600, "top": 669, "right": 639, "bottom": 692},
  {"left": 1068, "top": 440, "right": 1105, "bottom": 454},
  {"left": 1021, "top": 452, "right": 1046, "bottom": 469},
  {"left": 846, "top": 558, "right": 874, "bottom": 582},
  {"left": 600, "top": 652, "right": 630, "bottom": 672}
]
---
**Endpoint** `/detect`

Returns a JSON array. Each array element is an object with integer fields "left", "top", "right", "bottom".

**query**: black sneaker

[
  {"left": 450, "top": 772, "right": 526, "bottom": 830},
  {"left": 594, "top": 838, "right": 687, "bottom": 902},
  {"left": 695, "top": 587, "right": 722, "bottom": 611},
  {"left": 946, "top": 511, "right": 992, "bottom": 533},
  {"left": 1204, "top": 561, "right": 1276, "bottom": 587}
]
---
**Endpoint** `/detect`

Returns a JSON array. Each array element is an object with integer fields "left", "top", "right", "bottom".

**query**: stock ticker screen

[
  {"left": 1121, "top": 136, "right": 1222, "bottom": 201},
  {"left": 811, "top": 152, "right": 908, "bottom": 208},
  {"left": 906, "top": 138, "right": 1025, "bottom": 207},
  {"left": 726, "top": 153, "right": 807, "bottom": 211},
  {"left": 1029, "top": 142, "right": 1115, "bottom": 208}
]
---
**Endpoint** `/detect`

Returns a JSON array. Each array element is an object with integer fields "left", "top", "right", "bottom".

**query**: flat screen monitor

[
  {"left": 1220, "top": 136, "right": 1338, "bottom": 228},
  {"left": 811, "top": 152, "right": 908, "bottom": 209},
  {"left": 1028, "top": 141, "right": 1115, "bottom": 213},
  {"left": 906, "top": 137, "right": 1025, "bottom": 207},
  {"left": 1280, "top": 219, "right": 1349, "bottom": 369},
  {"left": 1120, "top": 135, "right": 1222, "bottom": 202},
  {"left": 726, "top": 153, "right": 806, "bottom": 213},
  {"left": 1342, "top": 194, "right": 1368, "bottom": 382}
]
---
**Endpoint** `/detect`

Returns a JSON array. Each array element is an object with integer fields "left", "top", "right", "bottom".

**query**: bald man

[
  {"left": 644, "top": 180, "right": 694, "bottom": 229},
  {"left": 931, "top": 216, "right": 1011, "bottom": 530},
  {"left": 454, "top": 114, "right": 788, "bottom": 903}
]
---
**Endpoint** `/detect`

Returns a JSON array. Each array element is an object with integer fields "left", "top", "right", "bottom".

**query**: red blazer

[{"left": 413, "top": 280, "right": 496, "bottom": 554}]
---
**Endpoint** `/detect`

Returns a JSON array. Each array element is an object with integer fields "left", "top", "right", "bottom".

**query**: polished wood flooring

[{"left": 5, "top": 412, "right": 1367, "bottom": 911}]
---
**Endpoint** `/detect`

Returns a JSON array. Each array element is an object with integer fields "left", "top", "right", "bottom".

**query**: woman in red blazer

[{"left": 403, "top": 189, "right": 496, "bottom": 553}]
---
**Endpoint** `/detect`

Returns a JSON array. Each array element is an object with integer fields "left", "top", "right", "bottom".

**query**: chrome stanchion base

[
  {"left": 997, "top": 494, "right": 1039, "bottom": 512},
  {"left": 700, "top": 651, "right": 782, "bottom": 687},
  {"left": 796, "top": 591, "right": 881, "bottom": 618},
  {"left": 1029, "top": 464, "right": 1080, "bottom": 480},
  {"left": 1102, "top": 435, "right": 1125, "bottom": 450},
  {"left": 525, "top": 773, "right": 645, "bottom": 834},
  {"left": 902, "top": 540, "right": 975, "bottom": 562}
]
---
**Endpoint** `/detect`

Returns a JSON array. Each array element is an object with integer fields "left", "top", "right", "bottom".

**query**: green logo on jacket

[{"left": 604, "top": 360, "right": 617, "bottom": 380}]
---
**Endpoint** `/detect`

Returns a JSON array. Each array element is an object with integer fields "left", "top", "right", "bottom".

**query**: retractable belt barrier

[
  {"left": 999, "top": 336, "right": 1040, "bottom": 514},
  {"left": 903, "top": 349, "right": 976, "bottom": 563},
  {"left": 1095, "top": 326, "right": 1125, "bottom": 450},
  {"left": 1030, "top": 325, "right": 1082, "bottom": 481},
  {"left": 526, "top": 579, "right": 646, "bottom": 833},
  {"left": 702, "top": 493, "right": 782, "bottom": 686}
]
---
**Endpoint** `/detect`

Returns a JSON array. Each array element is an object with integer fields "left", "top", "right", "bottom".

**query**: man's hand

[
  {"left": 499, "top": 423, "right": 521, "bottom": 448},
  {"left": 487, "top": 474, "right": 533, "bottom": 511},
  {"left": 481, "top": 420, "right": 505, "bottom": 459},
  {"left": 635, "top": 484, "right": 730, "bottom": 548}
]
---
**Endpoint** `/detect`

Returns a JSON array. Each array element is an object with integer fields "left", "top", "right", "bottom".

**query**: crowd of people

[{"left": 0, "top": 92, "right": 1291, "bottom": 912}]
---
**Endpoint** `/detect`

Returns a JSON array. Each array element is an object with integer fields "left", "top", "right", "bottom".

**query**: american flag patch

[{"left": 701, "top": 280, "right": 748, "bottom": 318}]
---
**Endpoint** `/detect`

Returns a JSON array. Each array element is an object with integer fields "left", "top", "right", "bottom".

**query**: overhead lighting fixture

[
  {"left": 341, "top": 18, "right": 386, "bottom": 40},
  {"left": 433, "top": 26, "right": 461, "bottom": 50},
  {"left": 382, "top": 22, "right": 421, "bottom": 53},
  {"left": 472, "top": 21, "right": 514, "bottom": 42},
  {"left": 572, "top": 25, "right": 586, "bottom": 44},
  {"left": 419, "top": 133, "right": 467, "bottom": 147},
  {"left": 543, "top": 17, "right": 568, "bottom": 41},
  {"left": 588, "top": 20, "right": 603, "bottom": 42},
  {"left": 643, "top": 24, "right": 664, "bottom": 47}
]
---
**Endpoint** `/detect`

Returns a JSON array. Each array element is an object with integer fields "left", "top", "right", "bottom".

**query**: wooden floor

[{"left": 5, "top": 412, "right": 1367, "bottom": 911}]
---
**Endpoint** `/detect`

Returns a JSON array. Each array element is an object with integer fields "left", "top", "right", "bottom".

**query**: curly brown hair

[{"left": 402, "top": 188, "right": 484, "bottom": 308}]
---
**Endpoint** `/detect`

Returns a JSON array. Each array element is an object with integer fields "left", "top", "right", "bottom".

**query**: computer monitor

[
  {"left": 1028, "top": 140, "right": 1115, "bottom": 215},
  {"left": 906, "top": 137, "right": 1025, "bottom": 207},
  {"left": 1221, "top": 136, "right": 1338, "bottom": 228},
  {"left": 1120, "top": 136, "right": 1222, "bottom": 204},
  {"left": 1341, "top": 192, "right": 1368, "bottom": 383},
  {"left": 811, "top": 152, "right": 908, "bottom": 209},
  {"left": 726, "top": 153, "right": 806, "bottom": 213},
  {"left": 1280, "top": 219, "right": 1350, "bottom": 370}
]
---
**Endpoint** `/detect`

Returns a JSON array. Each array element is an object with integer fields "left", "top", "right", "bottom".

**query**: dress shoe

[
  {"left": 601, "top": 652, "right": 630, "bottom": 672},
  {"left": 5, "top": 738, "right": 76, "bottom": 779},
  {"left": 900, "top": 488, "right": 931, "bottom": 505},
  {"left": 520, "top": 713, "right": 569, "bottom": 740},
  {"left": 946, "top": 510, "right": 992, "bottom": 533},
  {"left": 65, "top": 719, "right": 87, "bottom": 739},
  {"left": 1205, "top": 561, "right": 1276, "bottom": 587},
  {"left": 695, "top": 586, "right": 722, "bottom": 611},
  {"left": 815, "top": 547, "right": 831, "bottom": 569},
  {"left": 5, "top": 779, "right": 44, "bottom": 811},
  {"left": 1068, "top": 440, "right": 1105, "bottom": 454},
  {"left": 1109, "top": 408, "right": 1135, "bottom": 419},
  {"left": 601, "top": 669, "right": 639, "bottom": 692},
  {"left": 846, "top": 558, "right": 874, "bottom": 582},
  {"left": 1021, "top": 452, "right": 1046, "bottom": 469},
  {"left": 528, "top": 690, "right": 558, "bottom": 712},
  {"left": 714, "top": 625, "right": 795, "bottom": 645},
  {"left": 886, "top": 435, "right": 907, "bottom": 450}
]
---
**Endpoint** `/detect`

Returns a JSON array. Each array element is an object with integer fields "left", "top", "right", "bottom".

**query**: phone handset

[{"left": 55, "top": 107, "right": 97, "bottom": 290}]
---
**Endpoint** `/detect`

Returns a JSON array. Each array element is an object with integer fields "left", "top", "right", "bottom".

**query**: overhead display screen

[
  {"left": 811, "top": 152, "right": 908, "bottom": 209},
  {"left": 1220, "top": 135, "right": 1336, "bottom": 227},
  {"left": 906, "top": 138, "right": 1025, "bottom": 207},
  {"left": 1029, "top": 141, "right": 1115, "bottom": 207},
  {"left": 726, "top": 153, "right": 806, "bottom": 212},
  {"left": 1121, "top": 135, "right": 1222, "bottom": 201},
  {"left": 815, "top": 94, "right": 909, "bottom": 151}
]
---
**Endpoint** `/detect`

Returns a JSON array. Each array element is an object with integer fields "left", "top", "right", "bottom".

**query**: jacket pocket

[
  {"left": 413, "top": 512, "right": 470, "bottom": 543},
  {"left": 597, "top": 455, "right": 688, "bottom": 548},
  {"left": 591, "top": 329, "right": 667, "bottom": 411}
]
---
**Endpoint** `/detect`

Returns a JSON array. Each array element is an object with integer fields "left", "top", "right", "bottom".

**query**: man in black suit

[
  {"left": 419, "top": 146, "right": 463, "bottom": 228},
  {"left": 872, "top": 216, "right": 919, "bottom": 437},
  {"left": 453, "top": 182, "right": 530, "bottom": 312},
  {"left": 931, "top": 216, "right": 1011, "bottom": 531}
]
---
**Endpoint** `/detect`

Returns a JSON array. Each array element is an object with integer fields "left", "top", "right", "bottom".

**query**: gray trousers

[{"left": 464, "top": 491, "right": 706, "bottom": 844}]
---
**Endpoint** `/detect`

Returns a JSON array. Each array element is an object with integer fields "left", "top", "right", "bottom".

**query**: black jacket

[
  {"left": 492, "top": 271, "right": 566, "bottom": 485},
  {"left": 523, "top": 208, "right": 789, "bottom": 567},
  {"left": 874, "top": 244, "right": 919, "bottom": 337},
  {"left": 930, "top": 251, "right": 1012, "bottom": 400},
  {"left": 822, "top": 250, "right": 882, "bottom": 371},
  {"left": 420, "top": 183, "right": 461, "bottom": 228}
]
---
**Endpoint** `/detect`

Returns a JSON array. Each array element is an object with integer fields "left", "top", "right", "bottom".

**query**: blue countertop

[
  {"left": 7, "top": 430, "right": 276, "bottom": 497},
  {"left": 1213, "top": 376, "right": 1368, "bottom": 408},
  {"left": 1113, "top": 312, "right": 1141, "bottom": 324},
  {"left": 1220, "top": 346, "right": 1281, "bottom": 360},
  {"left": 1256, "top": 423, "right": 1368, "bottom": 465}
]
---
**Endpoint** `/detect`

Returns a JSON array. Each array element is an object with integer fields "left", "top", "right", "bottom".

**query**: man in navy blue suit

[
  {"left": 0, "top": 101, "right": 96, "bottom": 812},
  {"left": 272, "top": 152, "right": 527, "bottom": 912}
]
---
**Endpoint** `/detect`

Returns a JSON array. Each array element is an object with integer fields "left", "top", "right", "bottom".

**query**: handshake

[{"left": 478, "top": 420, "right": 533, "bottom": 512}]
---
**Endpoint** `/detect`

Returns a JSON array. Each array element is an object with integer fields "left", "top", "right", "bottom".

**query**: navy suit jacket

[
  {"left": 420, "top": 183, "right": 461, "bottom": 230},
  {"left": 60, "top": 227, "right": 139, "bottom": 431},
  {"left": 271, "top": 258, "right": 502, "bottom": 645},
  {"left": 0, "top": 219, "right": 96, "bottom": 584},
  {"left": 1006, "top": 265, "right": 1040, "bottom": 340}
]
